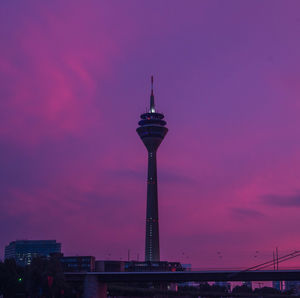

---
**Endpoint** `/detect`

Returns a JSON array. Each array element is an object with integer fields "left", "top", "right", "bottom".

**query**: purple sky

[{"left": 1, "top": 0, "right": 300, "bottom": 268}]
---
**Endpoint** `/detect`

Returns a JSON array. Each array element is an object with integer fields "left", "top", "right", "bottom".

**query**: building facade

[
  {"left": 61, "top": 256, "right": 95, "bottom": 272},
  {"left": 285, "top": 281, "right": 300, "bottom": 294},
  {"left": 95, "top": 260, "right": 125, "bottom": 272},
  {"left": 4, "top": 240, "right": 61, "bottom": 266},
  {"left": 125, "top": 261, "right": 183, "bottom": 272}
]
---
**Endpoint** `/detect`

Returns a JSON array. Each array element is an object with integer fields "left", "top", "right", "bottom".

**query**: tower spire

[{"left": 150, "top": 76, "right": 155, "bottom": 113}]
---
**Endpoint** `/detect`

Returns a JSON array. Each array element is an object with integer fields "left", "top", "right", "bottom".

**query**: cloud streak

[{"left": 262, "top": 193, "right": 300, "bottom": 207}]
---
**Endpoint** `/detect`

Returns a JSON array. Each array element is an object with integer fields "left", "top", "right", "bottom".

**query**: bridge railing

[
  {"left": 188, "top": 250, "right": 300, "bottom": 273},
  {"left": 188, "top": 266, "right": 300, "bottom": 272}
]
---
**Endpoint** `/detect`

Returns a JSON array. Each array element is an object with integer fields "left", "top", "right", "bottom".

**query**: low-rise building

[
  {"left": 5, "top": 240, "right": 61, "bottom": 266},
  {"left": 285, "top": 281, "right": 300, "bottom": 294},
  {"left": 125, "top": 261, "right": 184, "bottom": 272},
  {"left": 60, "top": 255, "right": 95, "bottom": 272},
  {"left": 95, "top": 260, "right": 125, "bottom": 272}
]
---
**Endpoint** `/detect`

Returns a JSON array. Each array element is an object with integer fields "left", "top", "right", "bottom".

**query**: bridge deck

[{"left": 65, "top": 270, "right": 300, "bottom": 282}]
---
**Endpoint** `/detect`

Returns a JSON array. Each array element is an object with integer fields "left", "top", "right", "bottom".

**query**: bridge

[
  {"left": 64, "top": 251, "right": 300, "bottom": 297},
  {"left": 65, "top": 270, "right": 300, "bottom": 298}
]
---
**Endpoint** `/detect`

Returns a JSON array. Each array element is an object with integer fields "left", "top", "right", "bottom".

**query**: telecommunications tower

[{"left": 137, "top": 77, "right": 168, "bottom": 262}]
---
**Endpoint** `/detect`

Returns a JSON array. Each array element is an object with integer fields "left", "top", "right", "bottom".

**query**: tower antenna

[
  {"left": 150, "top": 76, "right": 155, "bottom": 113},
  {"left": 151, "top": 75, "right": 154, "bottom": 93}
]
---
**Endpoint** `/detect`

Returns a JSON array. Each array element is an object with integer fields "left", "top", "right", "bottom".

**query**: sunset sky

[{"left": 1, "top": 0, "right": 300, "bottom": 268}]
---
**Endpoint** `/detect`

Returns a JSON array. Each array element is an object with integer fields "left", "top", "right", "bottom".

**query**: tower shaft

[{"left": 145, "top": 150, "right": 159, "bottom": 261}]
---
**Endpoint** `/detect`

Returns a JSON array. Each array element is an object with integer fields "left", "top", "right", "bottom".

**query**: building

[
  {"left": 5, "top": 240, "right": 61, "bottom": 266},
  {"left": 95, "top": 260, "right": 125, "bottom": 272},
  {"left": 214, "top": 281, "right": 231, "bottom": 292},
  {"left": 94, "top": 260, "right": 183, "bottom": 273},
  {"left": 125, "top": 261, "right": 183, "bottom": 272},
  {"left": 136, "top": 76, "right": 168, "bottom": 262},
  {"left": 285, "top": 281, "right": 300, "bottom": 294},
  {"left": 272, "top": 280, "right": 282, "bottom": 291},
  {"left": 182, "top": 263, "right": 192, "bottom": 272},
  {"left": 60, "top": 255, "right": 95, "bottom": 272},
  {"left": 242, "top": 281, "right": 252, "bottom": 290}
]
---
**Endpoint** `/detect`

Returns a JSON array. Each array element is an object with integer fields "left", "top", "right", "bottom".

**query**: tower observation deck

[{"left": 136, "top": 77, "right": 168, "bottom": 262}]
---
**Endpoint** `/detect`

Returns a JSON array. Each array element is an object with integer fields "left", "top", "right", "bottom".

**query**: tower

[{"left": 137, "top": 77, "right": 168, "bottom": 262}]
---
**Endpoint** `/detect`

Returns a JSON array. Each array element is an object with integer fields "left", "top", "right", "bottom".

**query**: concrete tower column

[{"left": 145, "top": 150, "right": 159, "bottom": 261}]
